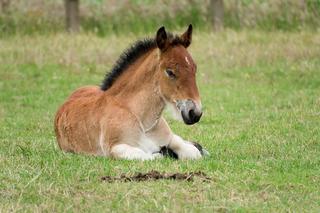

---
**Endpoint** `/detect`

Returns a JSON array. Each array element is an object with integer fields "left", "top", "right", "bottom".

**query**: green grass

[{"left": 0, "top": 30, "right": 320, "bottom": 212}]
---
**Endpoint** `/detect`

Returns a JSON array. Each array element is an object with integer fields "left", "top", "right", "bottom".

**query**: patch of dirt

[{"left": 101, "top": 170, "right": 211, "bottom": 183}]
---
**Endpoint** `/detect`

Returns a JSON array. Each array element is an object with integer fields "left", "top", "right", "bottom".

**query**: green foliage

[
  {"left": 0, "top": 0, "right": 319, "bottom": 37},
  {"left": 224, "top": 0, "right": 320, "bottom": 31},
  {"left": 0, "top": 15, "right": 63, "bottom": 37},
  {"left": 81, "top": 3, "right": 205, "bottom": 37}
]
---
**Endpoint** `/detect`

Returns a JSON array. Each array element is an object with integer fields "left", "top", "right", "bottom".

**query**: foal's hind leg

[{"left": 111, "top": 144, "right": 162, "bottom": 160}]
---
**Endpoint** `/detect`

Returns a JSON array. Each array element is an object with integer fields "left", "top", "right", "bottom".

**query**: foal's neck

[{"left": 106, "top": 49, "right": 165, "bottom": 131}]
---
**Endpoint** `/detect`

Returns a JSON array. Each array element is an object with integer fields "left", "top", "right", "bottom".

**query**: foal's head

[{"left": 156, "top": 25, "right": 202, "bottom": 125}]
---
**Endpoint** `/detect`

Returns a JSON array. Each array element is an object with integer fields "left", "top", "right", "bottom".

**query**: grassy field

[{"left": 0, "top": 30, "right": 320, "bottom": 212}]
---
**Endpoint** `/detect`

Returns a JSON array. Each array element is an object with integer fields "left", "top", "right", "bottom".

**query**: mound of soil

[{"left": 101, "top": 170, "right": 211, "bottom": 183}]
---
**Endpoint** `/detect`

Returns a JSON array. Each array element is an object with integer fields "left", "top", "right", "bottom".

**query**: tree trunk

[
  {"left": 209, "top": 0, "right": 224, "bottom": 31},
  {"left": 0, "top": 0, "right": 10, "bottom": 13},
  {"left": 65, "top": 0, "right": 80, "bottom": 33},
  {"left": 298, "top": 0, "right": 307, "bottom": 23}
]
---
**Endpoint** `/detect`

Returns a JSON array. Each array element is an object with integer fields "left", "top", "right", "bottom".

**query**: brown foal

[{"left": 54, "top": 25, "right": 205, "bottom": 160}]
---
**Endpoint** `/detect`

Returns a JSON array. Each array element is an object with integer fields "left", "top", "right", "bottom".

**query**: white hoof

[{"left": 177, "top": 143, "right": 202, "bottom": 160}]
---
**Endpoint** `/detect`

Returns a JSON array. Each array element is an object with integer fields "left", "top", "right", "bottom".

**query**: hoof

[{"left": 160, "top": 142, "right": 209, "bottom": 159}]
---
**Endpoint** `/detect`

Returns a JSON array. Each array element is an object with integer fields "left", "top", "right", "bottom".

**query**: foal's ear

[
  {"left": 156, "top": 26, "right": 168, "bottom": 51},
  {"left": 180, "top": 24, "right": 193, "bottom": 48}
]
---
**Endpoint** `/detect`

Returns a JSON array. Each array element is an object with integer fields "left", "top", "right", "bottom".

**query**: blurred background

[{"left": 0, "top": 0, "right": 320, "bottom": 37}]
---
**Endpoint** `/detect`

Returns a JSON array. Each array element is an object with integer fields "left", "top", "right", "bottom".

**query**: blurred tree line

[
  {"left": 63, "top": 0, "right": 224, "bottom": 32},
  {"left": 0, "top": 0, "right": 319, "bottom": 37}
]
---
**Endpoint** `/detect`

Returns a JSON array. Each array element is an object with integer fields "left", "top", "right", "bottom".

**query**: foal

[{"left": 54, "top": 25, "right": 205, "bottom": 160}]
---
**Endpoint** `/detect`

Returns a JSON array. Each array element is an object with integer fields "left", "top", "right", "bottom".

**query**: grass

[{"left": 0, "top": 30, "right": 320, "bottom": 212}]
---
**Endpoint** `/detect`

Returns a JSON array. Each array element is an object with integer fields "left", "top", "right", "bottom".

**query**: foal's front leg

[
  {"left": 107, "top": 109, "right": 163, "bottom": 160},
  {"left": 168, "top": 134, "right": 202, "bottom": 160},
  {"left": 148, "top": 117, "right": 202, "bottom": 160}
]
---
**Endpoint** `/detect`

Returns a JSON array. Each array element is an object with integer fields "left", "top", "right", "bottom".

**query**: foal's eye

[{"left": 165, "top": 69, "right": 176, "bottom": 79}]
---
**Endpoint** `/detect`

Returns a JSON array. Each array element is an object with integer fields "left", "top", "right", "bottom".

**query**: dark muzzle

[{"left": 177, "top": 100, "right": 202, "bottom": 125}]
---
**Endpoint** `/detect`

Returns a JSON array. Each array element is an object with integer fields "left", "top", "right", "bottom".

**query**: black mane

[
  {"left": 100, "top": 38, "right": 156, "bottom": 91},
  {"left": 100, "top": 33, "right": 185, "bottom": 91}
]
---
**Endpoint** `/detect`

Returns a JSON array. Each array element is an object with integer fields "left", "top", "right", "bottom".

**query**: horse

[{"left": 54, "top": 25, "right": 207, "bottom": 160}]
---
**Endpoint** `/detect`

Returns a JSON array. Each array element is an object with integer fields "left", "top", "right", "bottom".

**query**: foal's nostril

[
  {"left": 188, "top": 109, "right": 202, "bottom": 123},
  {"left": 188, "top": 109, "right": 196, "bottom": 121}
]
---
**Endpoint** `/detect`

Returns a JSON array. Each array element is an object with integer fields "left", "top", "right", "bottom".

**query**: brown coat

[{"left": 54, "top": 25, "right": 203, "bottom": 160}]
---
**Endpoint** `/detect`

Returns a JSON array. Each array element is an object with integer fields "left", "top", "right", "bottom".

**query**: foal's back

[{"left": 68, "top": 85, "right": 102, "bottom": 100}]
